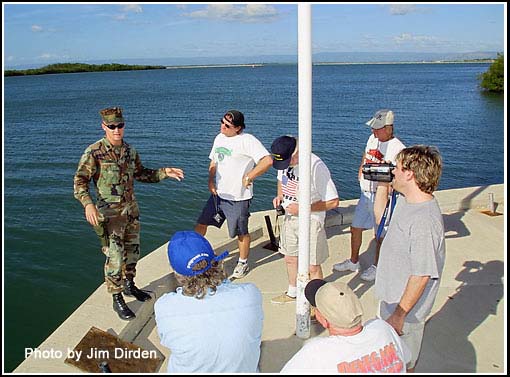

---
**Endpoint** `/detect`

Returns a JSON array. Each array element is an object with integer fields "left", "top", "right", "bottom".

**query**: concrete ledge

[
  {"left": 14, "top": 223, "right": 264, "bottom": 373},
  {"left": 433, "top": 184, "right": 504, "bottom": 213},
  {"left": 13, "top": 184, "right": 504, "bottom": 373}
]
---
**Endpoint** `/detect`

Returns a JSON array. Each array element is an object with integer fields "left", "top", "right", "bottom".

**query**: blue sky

[{"left": 3, "top": 3, "right": 505, "bottom": 67}]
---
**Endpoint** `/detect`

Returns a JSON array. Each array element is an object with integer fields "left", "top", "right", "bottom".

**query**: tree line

[
  {"left": 478, "top": 53, "right": 504, "bottom": 93},
  {"left": 4, "top": 63, "right": 166, "bottom": 76}
]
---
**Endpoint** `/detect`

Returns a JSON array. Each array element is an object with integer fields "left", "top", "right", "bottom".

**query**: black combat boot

[
  {"left": 123, "top": 279, "right": 152, "bottom": 302},
  {"left": 112, "top": 293, "right": 136, "bottom": 320}
]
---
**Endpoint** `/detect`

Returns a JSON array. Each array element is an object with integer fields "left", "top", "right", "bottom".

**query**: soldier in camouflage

[{"left": 74, "top": 107, "right": 184, "bottom": 320}]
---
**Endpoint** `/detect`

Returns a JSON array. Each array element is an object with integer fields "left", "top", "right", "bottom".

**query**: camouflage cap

[{"left": 100, "top": 107, "right": 124, "bottom": 125}]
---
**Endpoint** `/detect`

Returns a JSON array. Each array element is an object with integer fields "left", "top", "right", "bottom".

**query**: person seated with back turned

[
  {"left": 281, "top": 279, "right": 411, "bottom": 373},
  {"left": 154, "top": 230, "right": 264, "bottom": 373}
]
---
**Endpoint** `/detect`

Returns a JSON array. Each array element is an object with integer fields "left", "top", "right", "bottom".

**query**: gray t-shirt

[{"left": 375, "top": 195, "right": 446, "bottom": 323}]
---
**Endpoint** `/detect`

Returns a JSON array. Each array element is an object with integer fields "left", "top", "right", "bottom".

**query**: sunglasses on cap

[
  {"left": 104, "top": 123, "right": 125, "bottom": 130},
  {"left": 221, "top": 118, "right": 238, "bottom": 129}
]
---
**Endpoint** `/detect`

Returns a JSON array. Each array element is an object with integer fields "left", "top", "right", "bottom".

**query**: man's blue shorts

[{"left": 197, "top": 194, "right": 251, "bottom": 238}]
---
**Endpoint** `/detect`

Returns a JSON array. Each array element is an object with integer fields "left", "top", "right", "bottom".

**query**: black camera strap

[{"left": 213, "top": 194, "right": 220, "bottom": 212}]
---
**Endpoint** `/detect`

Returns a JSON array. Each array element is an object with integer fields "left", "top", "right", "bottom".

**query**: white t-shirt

[
  {"left": 359, "top": 134, "right": 405, "bottom": 193},
  {"left": 209, "top": 133, "right": 270, "bottom": 201},
  {"left": 276, "top": 153, "right": 339, "bottom": 224},
  {"left": 281, "top": 318, "right": 411, "bottom": 373}
]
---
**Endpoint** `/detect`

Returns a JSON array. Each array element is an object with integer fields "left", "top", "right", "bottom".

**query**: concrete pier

[{"left": 14, "top": 184, "right": 505, "bottom": 373}]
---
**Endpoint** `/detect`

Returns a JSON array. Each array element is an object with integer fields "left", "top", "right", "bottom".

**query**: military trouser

[{"left": 93, "top": 201, "right": 141, "bottom": 294}]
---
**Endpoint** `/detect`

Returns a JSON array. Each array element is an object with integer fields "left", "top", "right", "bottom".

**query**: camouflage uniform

[{"left": 74, "top": 110, "right": 169, "bottom": 294}]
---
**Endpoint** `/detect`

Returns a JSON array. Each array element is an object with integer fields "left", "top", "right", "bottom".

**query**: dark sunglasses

[
  {"left": 104, "top": 123, "right": 125, "bottom": 130},
  {"left": 221, "top": 118, "right": 237, "bottom": 129}
]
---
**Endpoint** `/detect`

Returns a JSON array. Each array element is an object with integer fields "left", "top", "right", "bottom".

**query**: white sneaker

[
  {"left": 230, "top": 262, "right": 249, "bottom": 279},
  {"left": 360, "top": 265, "right": 377, "bottom": 281},
  {"left": 333, "top": 259, "right": 360, "bottom": 273}
]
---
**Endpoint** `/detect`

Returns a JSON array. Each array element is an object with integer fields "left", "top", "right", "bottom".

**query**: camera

[
  {"left": 362, "top": 163, "right": 395, "bottom": 182},
  {"left": 276, "top": 205, "right": 286, "bottom": 216}
]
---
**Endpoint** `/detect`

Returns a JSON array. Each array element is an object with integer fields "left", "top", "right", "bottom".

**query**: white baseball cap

[{"left": 366, "top": 109, "right": 394, "bottom": 130}]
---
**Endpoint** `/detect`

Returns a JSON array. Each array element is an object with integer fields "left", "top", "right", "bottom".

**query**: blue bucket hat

[{"left": 167, "top": 231, "right": 229, "bottom": 276}]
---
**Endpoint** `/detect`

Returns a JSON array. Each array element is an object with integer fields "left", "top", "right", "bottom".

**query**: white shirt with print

[
  {"left": 281, "top": 318, "right": 411, "bottom": 373},
  {"left": 209, "top": 132, "right": 269, "bottom": 201}
]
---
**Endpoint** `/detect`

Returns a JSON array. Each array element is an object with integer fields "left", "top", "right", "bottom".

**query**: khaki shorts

[
  {"left": 278, "top": 216, "right": 329, "bottom": 265},
  {"left": 399, "top": 321, "right": 425, "bottom": 370}
]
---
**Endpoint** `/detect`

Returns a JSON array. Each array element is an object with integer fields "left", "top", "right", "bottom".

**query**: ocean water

[{"left": 3, "top": 63, "right": 504, "bottom": 371}]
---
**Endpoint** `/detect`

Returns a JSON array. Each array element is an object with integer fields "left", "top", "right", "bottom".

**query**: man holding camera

[
  {"left": 195, "top": 110, "right": 272, "bottom": 279},
  {"left": 269, "top": 136, "right": 339, "bottom": 304},
  {"left": 333, "top": 109, "right": 405, "bottom": 281},
  {"left": 375, "top": 145, "right": 445, "bottom": 372}
]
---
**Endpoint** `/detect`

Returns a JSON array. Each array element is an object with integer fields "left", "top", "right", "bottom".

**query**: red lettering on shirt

[{"left": 336, "top": 342, "right": 404, "bottom": 373}]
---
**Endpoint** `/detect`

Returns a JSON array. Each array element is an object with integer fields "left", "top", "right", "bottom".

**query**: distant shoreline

[
  {"left": 314, "top": 60, "right": 494, "bottom": 66},
  {"left": 165, "top": 63, "right": 264, "bottom": 69},
  {"left": 5, "top": 60, "right": 493, "bottom": 76},
  {"left": 4, "top": 63, "right": 165, "bottom": 77},
  {"left": 165, "top": 60, "right": 494, "bottom": 69}
]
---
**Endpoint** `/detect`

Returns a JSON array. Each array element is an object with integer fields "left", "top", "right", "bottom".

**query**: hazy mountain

[{"left": 312, "top": 51, "right": 499, "bottom": 63}]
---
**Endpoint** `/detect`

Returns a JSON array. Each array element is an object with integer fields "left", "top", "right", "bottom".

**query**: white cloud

[
  {"left": 388, "top": 5, "right": 419, "bottom": 15},
  {"left": 394, "top": 33, "right": 437, "bottom": 44},
  {"left": 113, "top": 4, "right": 142, "bottom": 22},
  {"left": 39, "top": 53, "right": 58, "bottom": 59},
  {"left": 393, "top": 33, "right": 447, "bottom": 50},
  {"left": 122, "top": 5, "right": 142, "bottom": 13},
  {"left": 392, "top": 33, "right": 451, "bottom": 51},
  {"left": 184, "top": 4, "right": 280, "bottom": 23},
  {"left": 31, "top": 24, "right": 43, "bottom": 32}
]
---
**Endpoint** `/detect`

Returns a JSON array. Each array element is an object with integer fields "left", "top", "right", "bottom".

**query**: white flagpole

[{"left": 296, "top": 2, "right": 312, "bottom": 339}]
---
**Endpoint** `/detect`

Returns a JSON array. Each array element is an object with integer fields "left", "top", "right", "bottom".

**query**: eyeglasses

[{"left": 104, "top": 123, "right": 125, "bottom": 130}]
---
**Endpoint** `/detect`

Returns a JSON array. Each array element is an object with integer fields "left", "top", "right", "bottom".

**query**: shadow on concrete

[
  {"left": 458, "top": 185, "right": 494, "bottom": 211},
  {"left": 325, "top": 223, "right": 351, "bottom": 239},
  {"left": 326, "top": 236, "right": 378, "bottom": 299},
  {"left": 259, "top": 321, "right": 326, "bottom": 373},
  {"left": 223, "top": 237, "right": 284, "bottom": 278},
  {"left": 416, "top": 260, "right": 504, "bottom": 373},
  {"left": 121, "top": 272, "right": 178, "bottom": 342},
  {"left": 443, "top": 210, "right": 471, "bottom": 239}
]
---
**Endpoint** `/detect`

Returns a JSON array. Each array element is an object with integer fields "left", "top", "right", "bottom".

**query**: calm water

[{"left": 3, "top": 63, "right": 504, "bottom": 371}]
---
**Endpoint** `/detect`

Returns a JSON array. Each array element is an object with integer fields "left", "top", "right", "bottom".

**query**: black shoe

[
  {"left": 112, "top": 293, "right": 136, "bottom": 320},
  {"left": 123, "top": 279, "right": 152, "bottom": 302}
]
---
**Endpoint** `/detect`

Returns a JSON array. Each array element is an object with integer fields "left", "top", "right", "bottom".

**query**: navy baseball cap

[
  {"left": 167, "top": 231, "right": 229, "bottom": 276},
  {"left": 271, "top": 136, "right": 297, "bottom": 170}
]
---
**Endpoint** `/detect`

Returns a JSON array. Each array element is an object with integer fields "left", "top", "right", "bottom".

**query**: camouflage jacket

[{"left": 74, "top": 137, "right": 167, "bottom": 208}]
